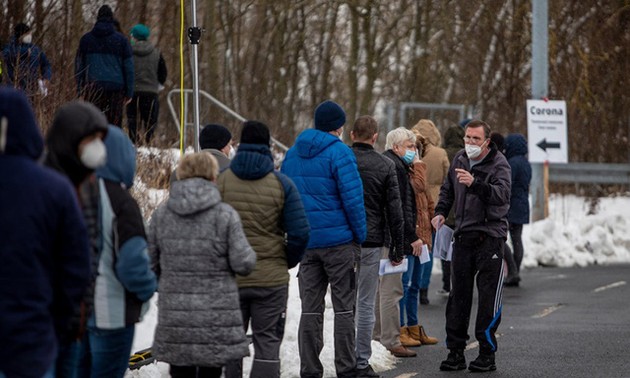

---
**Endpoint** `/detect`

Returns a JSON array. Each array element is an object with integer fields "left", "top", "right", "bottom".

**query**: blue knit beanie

[
  {"left": 131, "top": 24, "right": 150, "bottom": 40},
  {"left": 314, "top": 100, "right": 346, "bottom": 132}
]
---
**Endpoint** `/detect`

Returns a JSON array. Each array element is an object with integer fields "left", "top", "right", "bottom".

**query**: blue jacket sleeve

[
  {"left": 39, "top": 48, "right": 52, "bottom": 81},
  {"left": 275, "top": 172, "right": 310, "bottom": 268},
  {"left": 334, "top": 146, "right": 367, "bottom": 244},
  {"left": 115, "top": 236, "right": 157, "bottom": 302}
]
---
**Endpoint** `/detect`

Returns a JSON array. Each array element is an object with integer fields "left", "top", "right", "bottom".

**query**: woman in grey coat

[{"left": 148, "top": 152, "right": 256, "bottom": 378}]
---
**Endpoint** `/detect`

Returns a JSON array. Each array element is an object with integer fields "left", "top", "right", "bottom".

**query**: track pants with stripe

[{"left": 445, "top": 232, "right": 505, "bottom": 355}]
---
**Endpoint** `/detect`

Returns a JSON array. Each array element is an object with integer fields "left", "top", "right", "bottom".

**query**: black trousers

[
  {"left": 126, "top": 92, "right": 159, "bottom": 144},
  {"left": 84, "top": 87, "right": 126, "bottom": 128},
  {"left": 169, "top": 365, "right": 222, "bottom": 378},
  {"left": 445, "top": 232, "right": 505, "bottom": 355}
]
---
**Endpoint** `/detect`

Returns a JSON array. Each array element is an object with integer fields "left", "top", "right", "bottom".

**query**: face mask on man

[
  {"left": 21, "top": 34, "right": 32, "bottom": 44},
  {"left": 80, "top": 139, "right": 107, "bottom": 169},
  {"left": 402, "top": 149, "right": 416, "bottom": 165},
  {"left": 228, "top": 145, "right": 236, "bottom": 159},
  {"left": 465, "top": 142, "right": 485, "bottom": 159}
]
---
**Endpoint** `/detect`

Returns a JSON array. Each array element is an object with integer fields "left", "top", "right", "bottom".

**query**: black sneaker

[
  {"left": 356, "top": 365, "right": 381, "bottom": 378},
  {"left": 468, "top": 354, "right": 496, "bottom": 372},
  {"left": 439, "top": 349, "right": 466, "bottom": 371}
]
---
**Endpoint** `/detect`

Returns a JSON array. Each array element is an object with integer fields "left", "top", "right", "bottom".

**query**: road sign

[{"left": 526, "top": 99, "right": 568, "bottom": 163}]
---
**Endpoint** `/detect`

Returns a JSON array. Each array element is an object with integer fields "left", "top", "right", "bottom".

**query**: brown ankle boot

[
  {"left": 399, "top": 326, "right": 421, "bottom": 347},
  {"left": 417, "top": 325, "right": 438, "bottom": 345}
]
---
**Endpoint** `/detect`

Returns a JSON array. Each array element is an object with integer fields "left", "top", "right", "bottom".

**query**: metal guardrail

[
  {"left": 549, "top": 163, "right": 630, "bottom": 185},
  {"left": 166, "top": 89, "right": 289, "bottom": 152}
]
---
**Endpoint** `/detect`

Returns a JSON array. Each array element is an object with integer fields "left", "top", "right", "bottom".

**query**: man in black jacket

[
  {"left": 351, "top": 116, "right": 406, "bottom": 377},
  {"left": 432, "top": 119, "right": 511, "bottom": 372}
]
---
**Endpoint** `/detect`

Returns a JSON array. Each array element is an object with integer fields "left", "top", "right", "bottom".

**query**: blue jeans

[
  {"left": 0, "top": 366, "right": 55, "bottom": 378},
  {"left": 84, "top": 325, "right": 135, "bottom": 378},
  {"left": 56, "top": 337, "right": 90, "bottom": 378},
  {"left": 355, "top": 247, "right": 381, "bottom": 370},
  {"left": 400, "top": 255, "right": 421, "bottom": 326},
  {"left": 418, "top": 233, "right": 436, "bottom": 289}
]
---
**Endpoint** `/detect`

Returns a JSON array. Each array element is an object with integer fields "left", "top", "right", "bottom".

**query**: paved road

[{"left": 380, "top": 264, "right": 630, "bottom": 378}]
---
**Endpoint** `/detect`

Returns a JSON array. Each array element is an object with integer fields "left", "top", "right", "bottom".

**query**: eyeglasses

[{"left": 463, "top": 136, "right": 486, "bottom": 144}]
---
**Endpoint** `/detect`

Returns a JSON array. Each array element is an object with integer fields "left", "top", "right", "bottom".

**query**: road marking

[
  {"left": 393, "top": 374, "right": 418, "bottom": 378},
  {"left": 532, "top": 303, "right": 564, "bottom": 318},
  {"left": 464, "top": 333, "right": 502, "bottom": 350},
  {"left": 593, "top": 281, "right": 626, "bottom": 293}
]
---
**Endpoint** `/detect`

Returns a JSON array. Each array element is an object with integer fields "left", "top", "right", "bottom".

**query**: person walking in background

[
  {"left": 2, "top": 22, "right": 52, "bottom": 96},
  {"left": 0, "top": 87, "right": 90, "bottom": 378},
  {"left": 220, "top": 121, "right": 310, "bottom": 378},
  {"left": 350, "top": 116, "right": 405, "bottom": 377},
  {"left": 80, "top": 126, "right": 157, "bottom": 378},
  {"left": 376, "top": 127, "right": 423, "bottom": 358},
  {"left": 126, "top": 23, "right": 167, "bottom": 145},
  {"left": 44, "top": 101, "right": 109, "bottom": 377},
  {"left": 281, "top": 100, "right": 366, "bottom": 378},
  {"left": 432, "top": 119, "right": 511, "bottom": 372},
  {"left": 149, "top": 152, "right": 256, "bottom": 378},
  {"left": 437, "top": 120, "right": 465, "bottom": 296},
  {"left": 410, "top": 119, "right": 449, "bottom": 305},
  {"left": 75, "top": 5, "right": 134, "bottom": 127},
  {"left": 503, "top": 133, "right": 532, "bottom": 286}
]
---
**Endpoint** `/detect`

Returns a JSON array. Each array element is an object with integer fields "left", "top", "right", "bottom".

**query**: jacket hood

[
  {"left": 167, "top": 177, "right": 222, "bottom": 215},
  {"left": 504, "top": 133, "right": 528, "bottom": 159},
  {"left": 91, "top": 20, "right": 115, "bottom": 38},
  {"left": 0, "top": 87, "right": 43, "bottom": 159},
  {"left": 294, "top": 128, "right": 343, "bottom": 159},
  {"left": 45, "top": 101, "right": 109, "bottom": 186},
  {"left": 443, "top": 125, "right": 465, "bottom": 149},
  {"left": 413, "top": 120, "right": 442, "bottom": 146},
  {"left": 230, "top": 143, "right": 274, "bottom": 180},
  {"left": 96, "top": 126, "right": 136, "bottom": 188},
  {"left": 132, "top": 40, "right": 155, "bottom": 57}
]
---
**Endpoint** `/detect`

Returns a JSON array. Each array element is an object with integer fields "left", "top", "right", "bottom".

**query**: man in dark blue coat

[
  {"left": 2, "top": 23, "right": 52, "bottom": 95},
  {"left": 0, "top": 87, "right": 91, "bottom": 378},
  {"left": 75, "top": 5, "right": 134, "bottom": 127}
]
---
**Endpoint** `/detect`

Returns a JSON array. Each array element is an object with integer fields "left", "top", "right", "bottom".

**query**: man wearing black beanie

[
  {"left": 281, "top": 100, "right": 367, "bottom": 378},
  {"left": 2, "top": 22, "right": 52, "bottom": 94},
  {"left": 218, "top": 120, "right": 310, "bottom": 378},
  {"left": 199, "top": 124, "right": 234, "bottom": 172}
]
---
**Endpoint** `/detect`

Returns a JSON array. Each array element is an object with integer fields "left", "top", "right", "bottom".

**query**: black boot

[
  {"left": 440, "top": 349, "right": 466, "bottom": 371},
  {"left": 420, "top": 288, "right": 429, "bottom": 305},
  {"left": 468, "top": 353, "right": 496, "bottom": 372}
]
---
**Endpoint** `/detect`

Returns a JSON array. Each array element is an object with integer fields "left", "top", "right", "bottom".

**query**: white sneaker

[{"left": 436, "top": 289, "right": 450, "bottom": 297}]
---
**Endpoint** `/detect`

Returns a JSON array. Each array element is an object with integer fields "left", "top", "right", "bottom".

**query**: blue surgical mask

[{"left": 402, "top": 150, "right": 416, "bottom": 165}]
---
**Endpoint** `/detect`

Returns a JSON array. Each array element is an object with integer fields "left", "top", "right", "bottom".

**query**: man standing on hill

[
  {"left": 75, "top": 5, "right": 134, "bottom": 127},
  {"left": 281, "top": 100, "right": 366, "bottom": 378}
]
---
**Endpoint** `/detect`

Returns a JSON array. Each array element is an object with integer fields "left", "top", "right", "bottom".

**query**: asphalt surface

[{"left": 379, "top": 264, "right": 630, "bottom": 378}]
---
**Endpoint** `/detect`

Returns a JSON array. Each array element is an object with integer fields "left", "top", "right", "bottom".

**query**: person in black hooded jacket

[{"left": 45, "top": 101, "right": 109, "bottom": 377}]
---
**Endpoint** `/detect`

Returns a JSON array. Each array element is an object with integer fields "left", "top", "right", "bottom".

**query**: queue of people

[{"left": 0, "top": 84, "right": 535, "bottom": 377}]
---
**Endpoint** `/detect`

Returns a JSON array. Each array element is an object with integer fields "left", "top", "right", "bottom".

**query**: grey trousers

[
  {"left": 373, "top": 247, "right": 403, "bottom": 349},
  {"left": 298, "top": 243, "right": 359, "bottom": 378},
  {"left": 225, "top": 285, "right": 288, "bottom": 378},
  {"left": 355, "top": 247, "right": 381, "bottom": 369}
]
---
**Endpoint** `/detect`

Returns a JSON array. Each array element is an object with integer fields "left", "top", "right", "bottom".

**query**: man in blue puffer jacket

[
  {"left": 75, "top": 5, "right": 134, "bottom": 127},
  {"left": 281, "top": 100, "right": 366, "bottom": 378}
]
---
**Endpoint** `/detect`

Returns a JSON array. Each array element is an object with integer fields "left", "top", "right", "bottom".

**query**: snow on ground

[{"left": 126, "top": 188, "right": 630, "bottom": 377}]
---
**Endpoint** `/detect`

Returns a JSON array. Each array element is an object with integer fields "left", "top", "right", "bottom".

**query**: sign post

[{"left": 526, "top": 99, "right": 568, "bottom": 218}]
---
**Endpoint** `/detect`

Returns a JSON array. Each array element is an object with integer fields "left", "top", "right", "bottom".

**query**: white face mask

[
  {"left": 465, "top": 144, "right": 482, "bottom": 159},
  {"left": 21, "top": 34, "right": 32, "bottom": 44},
  {"left": 228, "top": 145, "right": 236, "bottom": 159},
  {"left": 80, "top": 139, "right": 107, "bottom": 169}
]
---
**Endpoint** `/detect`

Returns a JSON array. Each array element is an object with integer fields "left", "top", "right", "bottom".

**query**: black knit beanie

[
  {"left": 199, "top": 124, "right": 232, "bottom": 150},
  {"left": 97, "top": 5, "right": 114, "bottom": 21},
  {"left": 240, "top": 121, "right": 270, "bottom": 145},
  {"left": 13, "top": 23, "right": 30, "bottom": 39},
  {"left": 314, "top": 100, "right": 346, "bottom": 132}
]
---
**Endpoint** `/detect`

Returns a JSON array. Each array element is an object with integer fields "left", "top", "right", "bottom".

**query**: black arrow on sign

[{"left": 537, "top": 138, "right": 561, "bottom": 152}]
